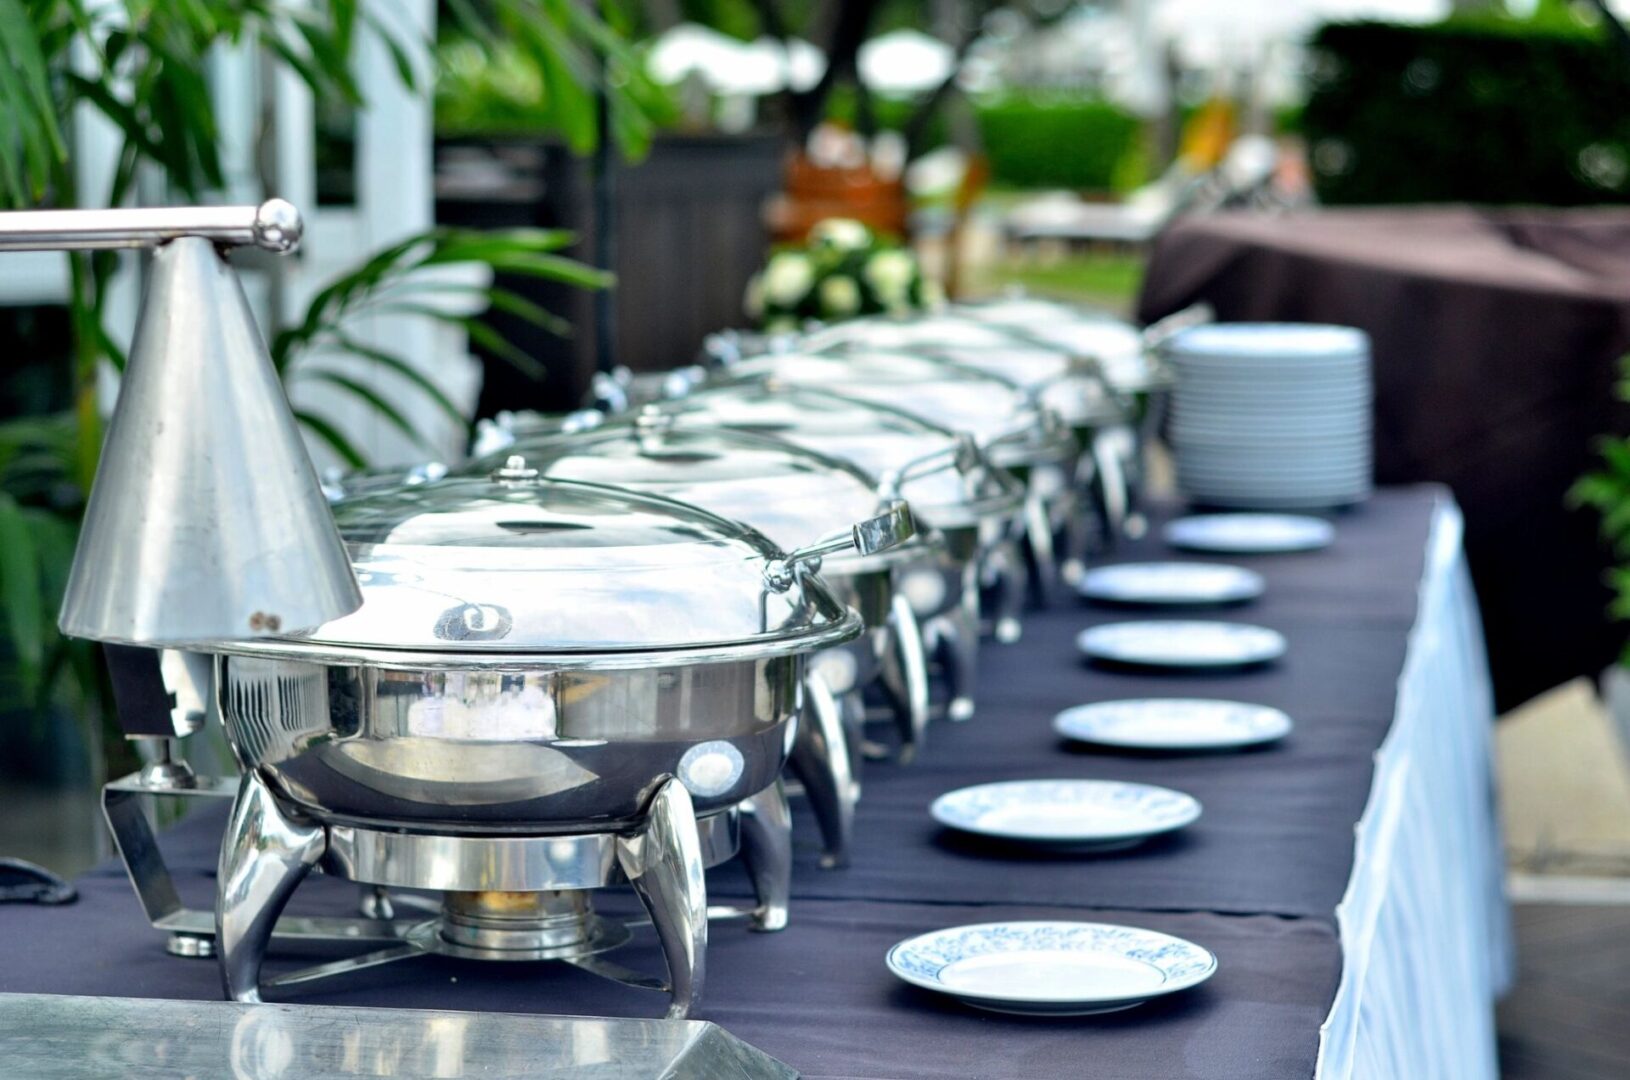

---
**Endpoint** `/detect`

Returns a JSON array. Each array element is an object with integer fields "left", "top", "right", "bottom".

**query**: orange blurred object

[{"left": 767, "top": 151, "right": 909, "bottom": 244}]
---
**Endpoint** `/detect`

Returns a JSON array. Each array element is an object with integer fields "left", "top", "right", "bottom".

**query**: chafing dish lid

[
  {"left": 662, "top": 384, "right": 1024, "bottom": 528},
  {"left": 470, "top": 422, "right": 931, "bottom": 573},
  {"left": 721, "top": 350, "right": 1074, "bottom": 467},
  {"left": 802, "top": 314, "right": 1122, "bottom": 427},
  {"left": 956, "top": 301, "right": 1162, "bottom": 391},
  {"left": 210, "top": 471, "right": 860, "bottom": 660}
]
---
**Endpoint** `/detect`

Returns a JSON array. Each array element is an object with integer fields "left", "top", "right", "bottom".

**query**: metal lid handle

[{"left": 765, "top": 500, "right": 916, "bottom": 590}]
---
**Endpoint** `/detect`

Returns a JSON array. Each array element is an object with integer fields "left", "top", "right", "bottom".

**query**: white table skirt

[{"left": 1318, "top": 497, "right": 1514, "bottom": 1078}]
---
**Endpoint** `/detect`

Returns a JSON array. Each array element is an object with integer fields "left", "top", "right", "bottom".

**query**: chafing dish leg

[
  {"left": 215, "top": 772, "right": 326, "bottom": 1003},
  {"left": 990, "top": 539, "right": 1025, "bottom": 645},
  {"left": 934, "top": 603, "right": 980, "bottom": 723},
  {"left": 879, "top": 594, "right": 930, "bottom": 761},
  {"left": 1091, "top": 428, "right": 1130, "bottom": 545},
  {"left": 737, "top": 782, "right": 792, "bottom": 931},
  {"left": 618, "top": 779, "right": 708, "bottom": 1020},
  {"left": 1022, "top": 490, "right": 1059, "bottom": 606},
  {"left": 358, "top": 884, "right": 394, "bottom": 921},
  {"left": 787, "top": 672, "right": 855, "bottom": 869}
]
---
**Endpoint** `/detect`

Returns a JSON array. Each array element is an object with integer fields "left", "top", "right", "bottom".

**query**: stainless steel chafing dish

[
  {"left": 461, "top": 417, "right": 938, "bottom": 866},
  {"left": 953, "top": 297, "right": 1173, "bottom": 393},
  {"left": 717, "top": 348, "right": 1075, "bottom": 472},
  {"left": 792, "top": 314, "right": 1133, "bottom": 579},
  {"left": 650, "top": 382, "right": 1026, "bottom": 722},
  {"left": 712, "top": 349, "right": 1074, "bottom": 623},
  {"left": 191, "top": 464, "right": 909, "bottom": 1018},
  {"left": 797, "top": 313, "right": 1128, "bottom": 431}
]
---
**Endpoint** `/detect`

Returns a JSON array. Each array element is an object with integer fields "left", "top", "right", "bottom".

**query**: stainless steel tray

[{"left": 0, "top": 992, "right": 798, "bottom": 1078}]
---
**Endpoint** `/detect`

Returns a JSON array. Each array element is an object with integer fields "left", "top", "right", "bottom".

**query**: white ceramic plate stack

[{"left": 1165, "top": 323, "right": 1373, "bottom": 510}]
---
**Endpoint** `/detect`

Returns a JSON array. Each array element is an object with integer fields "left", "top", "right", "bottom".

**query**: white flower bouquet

[{"left": 745, "top": 218, "right": 940, "bottom": 331}]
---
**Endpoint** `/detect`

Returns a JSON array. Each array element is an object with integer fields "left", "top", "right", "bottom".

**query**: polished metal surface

[
  {"left": 435, "top": 890, "right": 630, "bottom": 958},
  {"left": 206, "top": 472, "right": 857, "bottom": 662},
  {"left": 801, "top": 311, "right": 1128, "bottom": 429},
  {"left": 216, "top": 773, "right": 327, "bottom": 1003},
  {"left": 881, "top": 593, "right": 931, "bottom": 758},
  {"left": 656, "top": 383, "right": 1025, "bottom": 531},
  {"left": 216, "top": 652, "right": 801, "bottom": 828},
  {"left": 211, "top": 773, "right": 745, "bottom": 1017},
  {"left": 718, "top": 349, "right": 1075, "bottom": 471},
  {"left": 0, "top": 993, "right": 798, "bottom": 1078},
  {"left": 58, "top": 232, "right": 360, "bottom": 645},
  {"left": 616, "top": 778, "right": 709, "bottom": 1019},
  {"left": 469, "top": 421, "right": 933, "bottom": 577},
  {"left": 765, "top": 501, "right": 915, "bottom": 590},
  {"left": 736, "top": 781, "right": 792, "bottom": 930},
  {"left": 787, "top": 670, "right": 855, "bottom": 868},
  {"left": 321, "top": 805, "right": 742, "bottom": 890},
  {"left": 0, "top": 199, "right": 301, "bottom": 252}
]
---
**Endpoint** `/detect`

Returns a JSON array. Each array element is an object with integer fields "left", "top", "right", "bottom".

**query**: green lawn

[{"left": 979, "top": 251, "right": 1147, "bottom": 316}]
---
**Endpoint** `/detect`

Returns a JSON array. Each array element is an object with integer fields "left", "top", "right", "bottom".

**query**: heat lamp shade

[{"left": 58, "top": 236, "right": 362, "bottom": 645}]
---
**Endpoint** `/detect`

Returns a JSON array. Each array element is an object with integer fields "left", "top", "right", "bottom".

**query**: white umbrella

[
  {"left": 859, "top": 29, "right": 957, "bottom": 95},
  {"left": 648, "top": 23, "right": 780, "bottom": 96}
]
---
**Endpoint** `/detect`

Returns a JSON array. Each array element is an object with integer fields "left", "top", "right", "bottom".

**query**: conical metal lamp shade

[{"left": 59, "top": 236, "right": 362, "bottom": 645}]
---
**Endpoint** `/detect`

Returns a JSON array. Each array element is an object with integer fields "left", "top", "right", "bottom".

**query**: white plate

[
  {"left": 1163, "top": 513, "right": 1335, "bottom": 554},
  {"left": 1178, "top": 480, "right": 1371, "bottom": 502},
  {"left": 1176, "top": 475, "right": 1371, "bottom": 497},
  {"left": 1183, "top": 489, "right": 1370, "bottom": 511},
  {"left": 1077, "top": 620, "right": 1287, "bottom": 669},
  {"left": 1077, "top": 562, "right": 1264, "bottom": 606},
  {"left": 931, "top": 778, "right": 1201, "bottom": 850},
  {"left": 1169, "top": 423, "right": 1370, "bottom": 443},
  {"left": 886, "top": 920, "right": 1218, "bottom": 1016},
  {"left": 1180, "top": 465, "right": 1369, "bottom": 485},
  {"left": 1165, "top": 322, "right": 1369, "bottom": 358},
  {"left": 1053, "top": 698, "right": 1293, "bottom": 751}
]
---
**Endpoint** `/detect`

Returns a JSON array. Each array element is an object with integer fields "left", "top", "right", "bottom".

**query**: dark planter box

[{"left": 435, "top": 132, "right": 785, "bottom": 418}]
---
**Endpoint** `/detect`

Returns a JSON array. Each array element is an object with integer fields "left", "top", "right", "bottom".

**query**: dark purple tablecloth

[
  {"left": 0, "top": 488, "right": 1447, "bottom": 1078},
  {"left": 1139, "top": 208, "right": 1630, "bottom": 711}
]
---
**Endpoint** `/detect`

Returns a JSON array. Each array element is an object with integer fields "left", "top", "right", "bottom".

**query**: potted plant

[{"left": 746, "top": 217, "right": 939, "bottom": 331}]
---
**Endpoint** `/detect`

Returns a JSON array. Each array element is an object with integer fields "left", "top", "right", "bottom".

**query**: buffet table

[{"left": 0, "top": 486, "right": 1509, "bottom": 1079}]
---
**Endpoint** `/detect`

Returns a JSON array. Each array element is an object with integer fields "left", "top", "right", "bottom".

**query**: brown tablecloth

[{"left": 1138, "top": 207, "right": 1630, "bottom": 710}]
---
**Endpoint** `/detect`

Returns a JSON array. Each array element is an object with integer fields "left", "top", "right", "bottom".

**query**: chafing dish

[
  {"left": 712, "top": 350, "right": 1072, "bottom": 629},
  {"left": 794, "top": 313, "right": 1131, "bottom": 578},
  {"left": 181, "top": 463, "right": 910, "bottom": 1018},
  {"left": 650, "top": 383, "right": 1026, "bottom": 722},
  {"left": 463, "top": 417, "right": 936, "bottom": 866},
  {"left": 798, "top": 313, "right": 1128, "bottom": 430}
]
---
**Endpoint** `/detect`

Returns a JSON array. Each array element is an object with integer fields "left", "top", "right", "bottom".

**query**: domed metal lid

[
  {"left": 955, "top": 301, "right": 1165, "bottom": 392},
  {"left": 206, "top": 468, "right": 862, "bottom": 667},
  {"left": 660, "top": 384, "right": 1024, "bottom": 530},
  {"left": 805, "top": 316, "right": 1124, "bottom": 429},
  {"left": 466, "top": 419, "right": 936, "bottom": 575},
  {"left": 721, "top": 350, "right": 1076, "bottom": 469}
]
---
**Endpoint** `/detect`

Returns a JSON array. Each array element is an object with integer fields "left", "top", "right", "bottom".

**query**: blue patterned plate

[
  {"left": 1077, "top": 562, "right": 1264, "bottom": 606},
  {"left": 887, "top": 920, "right": 1218, "bottom": 1015},
  {"left": 930, "top": 779, "right": 1200, "bottom": 850},
  {"left": 1053, "top": 698, "right": 1292, "bottom": 752},
  {"left": 1076, "top": 620, "right": 1287, "bottom": 670}
]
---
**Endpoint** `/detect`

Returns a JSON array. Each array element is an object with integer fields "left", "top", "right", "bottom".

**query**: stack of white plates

[{"left": 1165, "top": 324, "right": 1372, "bottom": 510}]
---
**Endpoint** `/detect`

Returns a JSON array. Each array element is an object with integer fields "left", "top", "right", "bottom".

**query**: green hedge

[
  {"left": 975, "top": 96, "right": 1145, "bottom": 192},
  {"left": 1303, "top": 18, "right": 1630, "bottom": 205},
  {"left": 823, "top": 89, "right": 1145, "bottom": 193}
]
